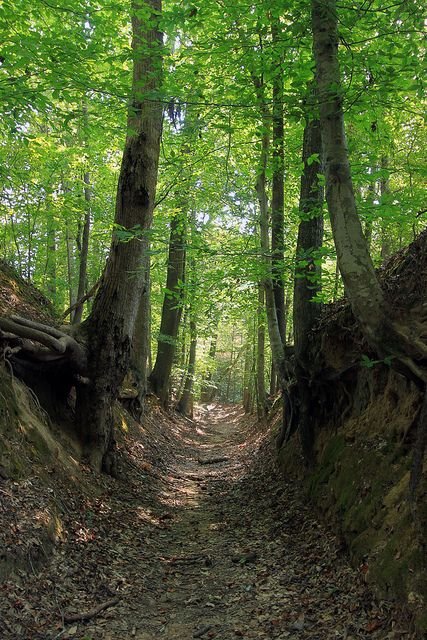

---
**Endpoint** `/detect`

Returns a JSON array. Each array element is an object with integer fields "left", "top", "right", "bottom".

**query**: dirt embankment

[{"left": 278, "top": 230, "right": 427, "bottom": 635}]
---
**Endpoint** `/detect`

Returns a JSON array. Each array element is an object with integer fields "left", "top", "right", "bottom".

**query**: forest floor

[{"left": 0, "top": 402, "right": 415, "bottom": 640}]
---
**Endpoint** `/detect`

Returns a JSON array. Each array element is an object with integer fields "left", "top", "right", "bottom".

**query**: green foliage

[
  {"left": 0, "top": 0, "right": 424, "bottom": 400},
  {"left": 361, "top": 354, "right": 394, "bottom": 369}
]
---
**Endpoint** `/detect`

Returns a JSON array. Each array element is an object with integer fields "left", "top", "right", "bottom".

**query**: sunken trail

[{"left": 0, "top": 403, "right": 411, "bottom": 639}]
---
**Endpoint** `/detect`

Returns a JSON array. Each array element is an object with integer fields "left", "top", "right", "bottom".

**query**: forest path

[
  {"left": 4, "top": 404, "right": 407, "bottom": 639},
  {"left": 83, "top": 403, "right": 401, "bottom": 640}
]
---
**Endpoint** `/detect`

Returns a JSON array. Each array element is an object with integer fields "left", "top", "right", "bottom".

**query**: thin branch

[
  {"left": 63, "top": 597, "right": 120, "bottom": 624},
  {"left": 61, "top": 279, "right": 101, "bottom": 320}
]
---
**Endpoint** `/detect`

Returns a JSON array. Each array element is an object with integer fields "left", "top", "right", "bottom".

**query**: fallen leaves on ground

[{"left": 0, "top": 402, "right": 416, "bottom": 639}]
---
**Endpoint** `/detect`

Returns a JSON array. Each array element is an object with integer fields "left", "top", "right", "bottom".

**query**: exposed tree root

[{"left": 63, "top": 596, "right": 120, "bottom": 624}]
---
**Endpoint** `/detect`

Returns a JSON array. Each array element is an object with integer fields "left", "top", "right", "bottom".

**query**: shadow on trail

[{"left": 0, "top": 402, "right": 412, "bottom": 640}]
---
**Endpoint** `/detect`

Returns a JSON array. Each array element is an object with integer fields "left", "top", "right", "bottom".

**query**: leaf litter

[{"left": 0, "top": 401, "right": 416, "bottom": 639}]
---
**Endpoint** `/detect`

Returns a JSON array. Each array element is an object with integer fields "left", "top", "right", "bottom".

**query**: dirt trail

[{"left": 0, "top": 404, "right": 411, "bottom": 639}]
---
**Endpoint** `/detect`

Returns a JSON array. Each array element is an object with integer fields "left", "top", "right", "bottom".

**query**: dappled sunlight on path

[{"left": 0, "top": 403, "right": 412, "bottom": 639}]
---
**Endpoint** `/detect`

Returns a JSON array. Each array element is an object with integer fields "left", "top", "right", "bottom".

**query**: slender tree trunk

[
  {"left": 177, "top": 319, "right": 197, "bottom": 417},
  {"left": 179, "top": 304, "right": 188, "bottom": 368},
  {"left": 380, "top": 157, "right": 392, "bottom": 263},
  {"left": 73, "top": 171, "right": 91, "bottom": 324},
  {"left": 131, "top": 246, "right": 151, "bottom": 409},
  {"left": 65, "top": 218, "right": 76, "bottom": 316},
  {"left": 256, "top": 284, "right": 268, "bottom": 417},
  {"left": 226, "top": 329, "right": 235, "bottom": 402},
  {"left": 149, "top": 210, "right": 187, "bottom": 406},
  {"left": 45, "top": 203, "right": 57, "bottom": 303},
  {"left": 200, "top": 332, "right": 218, "bottom": 402},
  {"left": 311, "top": 0, "right": 427, "bottom": 373},
  {"left": 256, "top": 119, "right": 287, "bottom": 389},
  {"left": 247, "top": 37, "right": 288, "bottom": 391},
  {"left": 269, "top": 360, "right": 277, "bottom": 396},
  {"left": 363, "top": 175, "right": 376, "bottom": 251},
  {"left": 243, "top": 337, "right": 252, "bottom": 413},
  {"left": 75, "top": 0, "right": 163, "bottom": 472},
  {"left": 293, "top": 114, "right": 324, "bottom": 465},
  {"left": 270, "top": 20, "right": 286, "bottom": 346}
]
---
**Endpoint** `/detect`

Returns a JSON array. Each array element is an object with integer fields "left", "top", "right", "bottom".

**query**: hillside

[{"left": 279, "top": 230, "right": 427, "bottom": 635}]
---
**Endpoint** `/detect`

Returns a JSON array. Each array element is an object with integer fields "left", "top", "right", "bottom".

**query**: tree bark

[
  {"left": 256, "top": 284, "right": 268, "bottom": 417},
  {"left": 74, "top": 0, "right": 163, "bottom": 472},
  {"left": 200, "top": 332, "right": 218, "bottom": 402},
  {"left": 131, "top": 245, "right": 151, "bottom": 410},
  {"left": 177, "top": 319, "right": 197, "bottom": 418},
  {"left": 45, "top": 203, "right": 57, "bottom": 304},
  {"left": 380, "top": 157, "right": 392, "bottom": 263},
  {"left": 65, "top": 217, "right": 76, "bottom": 317},
  {"left": 293, "top": 114, "right": 324, "bottom": 465},
  {"left": 73, "top": 170, "right": 91, "bottom": 325},
  {"left": 256, "top": 120, "right": 287, "bottom": 390},
  {"left": 149, "top": 209, "right": 186, "bottom": 406},
  {"left": 270, "top": 20, "right": 286, "bottom": 346}
]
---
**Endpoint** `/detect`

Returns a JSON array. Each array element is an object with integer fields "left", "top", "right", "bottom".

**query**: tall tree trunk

[
  {"left": 380, "top": 157, "right": 392, "bottom": 263},
  {"left": 75, "top": 0, "right": 163, "bottom": 473},
  {"left": 131, "top": 246, "right": 151, "bottom": 410},
  {"left": 311, "top": 0, "right": 426, "bottom": 495},
  {"left": 247, "top": 27, "right": 288, "bottom": 392},
  {"left": 45, "top": 203, "right": 57, "bottom": 303},
  {"left": 269, "top": 360, "right": 277, "bottom": 396},
  {"left": 293, "top": 114, "right": 324, "bottom": 465},
  {"left": 311, "top": 0, "right": 426, "bottom": 374},
  {"left": 243, "top": 335, "right": 252, "bottom": 413},
  {"left": 255, "top": 111, "right": 287, "bottom": 389},
  {"left": 256, "top": 283, "right": 268, "bottom": 417},
  {"left": 270, "top": 20, "right": 286, "bottom": 346},
  {"left": 177, "top": 319, "right": 197, "bottom": 418},
  {"left": 200, "top": 332, "right": 217, "bottom": 402},
  {"left": 65, "top": 217, "right": 76, "bottom": 317},
  {"left": 73, "top": 171, "right": 91, "bottom": 324},
  {"left": 149, "top": 209, "right": 186, "bottom": 406}
]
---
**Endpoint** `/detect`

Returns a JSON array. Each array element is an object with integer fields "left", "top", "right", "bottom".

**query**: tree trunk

[
  {"left": 149, "top": 210, "right": 187, "bottom": 406},
  {"left": 270, "top": 20, "right": 286, "bottom": 346},
  {"left": 131, "top": 246, "right": 151, "bottom": 409},
  {"left": 311, "top": 0, "right": 427, "bottom": 494},
  {"left": 73, "top": 171, "right": 91, "bottom": 325},
  {"left": 311, "top": 0, "right": 427, "bottom": 377},
  {"left": 256, "top": 120, "right": 287, "bottom": 389},
  {"left": 200, "top": 332, "right": 218, "bottom": 402},
  {"left": 45, "top": 203, "right": 57, "bottom": 304},
  {"left": 65, "top": 218, "right": 76, "bottom": 318},
  {"left": 293, "top": 114, "right": 324, "bottom": 465},
  {"left": 256, "top": 283, "right": 268, "bottom": 417},
  {"left": 177, "top": 319, "right": 196, "bottom": 418},
  {"left": 74, "top": 0, "right": 163, "bottom": 473},
  {"left": 243, "top": 336, "right": 252, "bottom": 413},
  {"left": 380, "top": 157, "right": 392, "bottom": 263}
]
